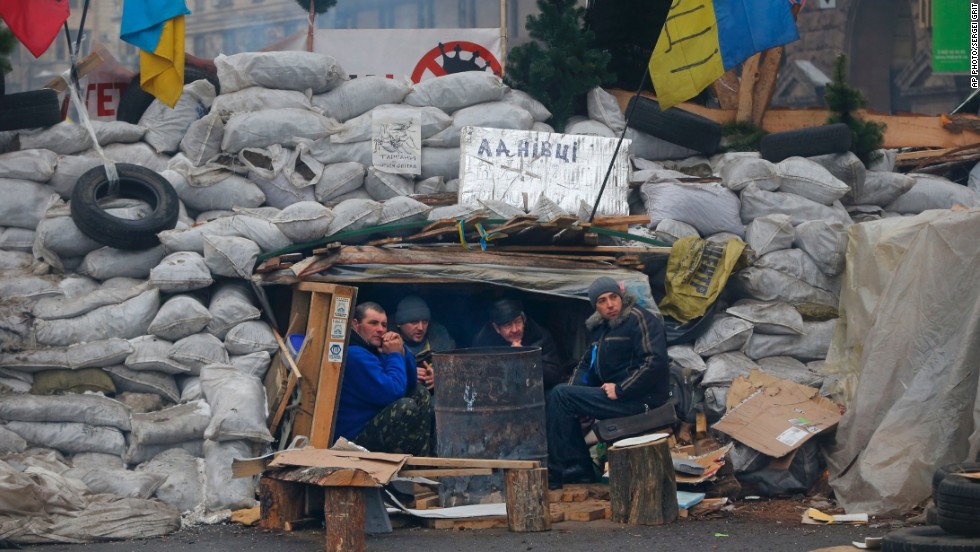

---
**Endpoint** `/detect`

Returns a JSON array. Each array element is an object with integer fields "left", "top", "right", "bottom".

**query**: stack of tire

[
  {"left": 882, "top": 462, "right": 980, "bottom": 551},
  {"left": 0, "top": 70, "right": 62, "bottom": 132}
]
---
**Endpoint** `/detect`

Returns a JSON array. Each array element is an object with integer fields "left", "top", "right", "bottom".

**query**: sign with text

[
  {"left": 372, "top": 108, "right": 422, "bottom": 174},
  {"left": 932, "top": 0, "right": 971, "bottom": 73},
  {"left": 458, "top": 127, "right": 631, "bottom": 216}
]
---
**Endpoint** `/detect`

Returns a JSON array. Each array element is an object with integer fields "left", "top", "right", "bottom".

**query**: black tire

[
  {"left": 116, "top": 66, "right": 218, "bottom": 124},
  {"left": 938, "top": 476, "right": 980, "bottom": 504},
  {"left": 625, "top": 96, "right": 723, "bottom": 155},
  {"left": 935, "top": 464, "right": 980, "bottom": 495},
  {"left": 759, "top": 123, "right": 853, "bottom": 162},
  {"left": 70, "top": 163, "right": 179, "bottom": 250},
  {"left": 937, "top": 506, "right": 980, "bottom": 523},
  {"left": 939, "top": 510, "right": 980, "bottom": 537},
  {"left": 937, "top": 494, "right": 980, "bottom": 511},
  {"left": 0, "top": 88, "right": 61, "bottom": 131},
  {"left": 882, "top": 526, "right": 980, "bottom": 551}
]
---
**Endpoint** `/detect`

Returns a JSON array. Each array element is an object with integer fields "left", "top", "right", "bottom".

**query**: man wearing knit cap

[
  {"left": 394, "top": 295, "right": 455, "bottom": 390},
  {"left": 545, "top": 276, "right": 670, "bottom": 489},
  {"left": 472, "top": 298, "right": 567, "bottom": 390}
]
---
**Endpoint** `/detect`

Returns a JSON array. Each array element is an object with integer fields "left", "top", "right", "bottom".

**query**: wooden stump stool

[{"left": 608, "top": 437, "right": 678, "bottom": 525}]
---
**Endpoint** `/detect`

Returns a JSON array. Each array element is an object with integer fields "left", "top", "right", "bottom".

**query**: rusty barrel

[{"left": 432, "top": 346, "right": 546, "bottom": 507}]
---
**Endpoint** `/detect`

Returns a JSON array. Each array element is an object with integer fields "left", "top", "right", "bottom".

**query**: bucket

[{"left": 432, "top": 346, "right": 546, "bottom": 506}]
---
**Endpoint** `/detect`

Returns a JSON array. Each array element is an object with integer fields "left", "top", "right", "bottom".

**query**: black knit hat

[
  {"left": 394, "top": 295, "right": 431, "bottom": 325},
  {"left": 588, "top": 277, "right": 622, "bottom": 308},
  {"left": 489, "top": 298, "right": 523, "bottom": 326}
]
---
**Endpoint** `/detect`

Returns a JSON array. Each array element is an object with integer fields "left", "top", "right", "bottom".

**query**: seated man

[
  {"left": 335, "top": 301, "right": 433, "bottom": 455},
  {"left": 546, "top": 277, "right": 670, "bottom": 489},
  {"left": 393, "top": 295, "right": 456, "bottom": 390},
  {"left": 472, "top": 298, "right": 566, "bottom": 391}
]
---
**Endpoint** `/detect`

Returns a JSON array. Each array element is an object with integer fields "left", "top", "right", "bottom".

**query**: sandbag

[
  {"left": 161, "top": 169, "right": 266, "bottom": 213},
  {"left": 744, "top": 214, "right": 794, "bottom": 256},
  {"left": 364, "top": 167, "right": 414, "bottom": 200},
  {"left": 48, "top": 155, "right": 102, "bottom": 198},
  {"left": 641, "top": 181, "right": 744, "bottom": 238},
  {"left": 403, "top": 71, "right": 506, "bottom": 112},
  {"left": 272, "top": 201, "right": 334, "bottom": 243},
  {"left": 852, "top": 170, "right": 915, "bottom": 206},
  {"left": 726, "top": 299, "right": 805, "bottom": 336},
  {"left": 0, "top": 426, "right": 27, "bottom": 453},
  {"left": 0, "top": 148, "right": 57, "bottom": 182},
  {"left": 379, "top": 196, "right": 431, "bottom": 226},
  {"left": 200, "top": 364, "right": 272, "bottom": 443},
  {"left": 230, "top": 351, "right": 272, "bottom": 379},
  {"left": 78, "top": 246, "right": 166, "bottom": 281},
  {"left": 32, "top": 282, "right": 147, "bottom": 320},
  {"left": 701, "top": 352, "right": 759, "bottom": 387},
  {"left": 169, "top": 333, "right": 229, "bottom": 372},
  {"left": 149, "top": 251, "right": 213, "bottom": 293},
  {"left": 283, "top": 141, "right": 325, "bottom": 189},
  {"left": 308, "top": 138, "right": 373, "bottom": 166},
  {"left": 210, "top": 87, "right": 313, "bottom": 116},
  {"left": 0, "top": 227, "right": 35, "bottom": 251},
  {"left": 315, "top": 162, "right": 365, "bottom": 202},
  {"left": 0, "top": 178, "right": 55, "bottom": 230},
  {"left": 794, "top": 220, "right": 849, "bottom": 276},
  {"left": 221, "top": 108, "right": 341, "bottom": 153},
  {"left": 129, "top": 400, "right": 211, "bottom": 447},
  {"left": 774, "top": 157, "right": 850, "bottom": 205},
  {"left": 742, "top": 319, "right": 837, "bottom": 361},
  {"left": 203, "top": 235, "right": 260, "bottom": 279},
  {"left": 420, "top": 146, "right": 460, "bottom": 181},
  {"left": 659, "top": 236, "right": 746, "bottom": 323},
  {"left": 125, "top": 439, "right": 204, "bottom": 466},
  {"left": 140, "top": 80, "right": 216, "bottom": 154},
  {"left": 206, "top": 283, "right": 260, "bottom": 339},
  {"left": 501, "top": 89, "right": 552, "bottom": 123},
  {"left": 104, "top": 364, "right": 180, "bottom": 403},
  {"left": 564, "top": 119, "right": 616, "bottom": 138},
  {"left": 732, "top": 267, "right": 839, "bottom": 308},
  {"left": 179, "top": 111, "right": 223, "bottom": 166},
  {"left": 586, "top": 87, "right": 626, "bottom": 132},
  {"left": 757, "top": 356, "right": 825, "bottom": 387},
  {"left": 223, "top": 321, "right": 277, "bottom": 355},
  {"left": 215, "top": 51, "right": 348, "bottom": 94},
  {"left": 100, "top": 142, "right": 171, "bottom": 173},
  {"left": 667, "top": 345, "right": 707, "bottom": 373},
  {"left": 809, "top": 151, "right": 866, "bottom": 195},
  {"left": 204, "top": 439, "right": 257, "bottom": 511},
  {"left": 148, "top": 295, "right": 212, "bottom": 341},
  {"left": 62, "top": 466, "right": 166, "bottom": 499},
  {"left": 885, "top": 174, "right": 979, "bottom": 214},
  {"left": 693, "top": 315, "right": 754, "bottom": 356},
  {"left": 137, "top": 448, "right": 205, "bottom": 513},
  {"left": 311, "top": 76, "right": 411, "bottom": 122},
  {"left": 0, "top": 393, "right": 131, "bottom": 430},
  {"left": 34, "top": 288, "right": 160, "bottom": 346},
  {"left": 739, "top": 183, "right": 853, "bottom": 226},
  {"left": 424, "top": 101, "right": 534, "bottom": 147},
  {"left": 125, "top": 335, "right": 193, "bottom": 374},
  {"left": 754, "top": 249, "right": 836, "bottom": 293},
  {"left": 325, "top": 198, "right": 382, "bottom": 236},
  {"left": 5, "top": 420, "right": 126, "bottom": 456}
]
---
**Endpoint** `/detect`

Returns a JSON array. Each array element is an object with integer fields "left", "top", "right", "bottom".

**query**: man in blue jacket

[
  {"left": 546, "top": 277, "right": 670, "bottom": 489},
  {"left": 335, "top": 301, "right": 433, "bottom": 455}
]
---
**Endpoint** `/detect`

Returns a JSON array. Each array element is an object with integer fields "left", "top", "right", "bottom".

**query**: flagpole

[{"left": 588, "top": 64, "right": 650, "bottom": 223}]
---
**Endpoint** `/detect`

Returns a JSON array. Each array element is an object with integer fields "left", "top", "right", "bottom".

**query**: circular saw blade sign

[{"left": 411, "top": 41, "right": 502, "bottom": 83}]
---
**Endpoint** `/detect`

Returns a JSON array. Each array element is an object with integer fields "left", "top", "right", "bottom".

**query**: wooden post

[
  {"left": 712, "top": 68, "right": 740, "bottom": 110},
  {"left": 324, "top": 487, "right": 366, "bottom": 552},
  {"left": 736, "top": 52, "right": 762, "bottom": 123},
  {"left": 259, "top": 476, "right": 306, "bottom": 530},
  {"left": 504, "top": 468, "right": 551, "bottom": 532},
  {"left": 750, "top": 46, "right": 784, "bottom": 126},
  {"left": 608, "top": 439, "right": 678, "bottom": 525}
]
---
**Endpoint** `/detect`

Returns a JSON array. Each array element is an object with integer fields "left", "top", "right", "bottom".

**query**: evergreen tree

[
  {"left": 505, "top": 0, "right": 613, "bottom": 131},
  {"left": 294, "top": 0, "right": 336, "bottom": 14},
  {"left": 824, "top": 54, "right": 885, "bottom": 166},
  {"left": 0, "top": 24, "right": 14, "bottom": 75}
]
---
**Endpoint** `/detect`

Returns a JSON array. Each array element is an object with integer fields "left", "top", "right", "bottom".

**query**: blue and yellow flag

[
  {"left": 121, "top": 1, "right": 191, "bottom": 108},
  {"left": 649, "top": 0, "right": 799, "bottom": 110}
]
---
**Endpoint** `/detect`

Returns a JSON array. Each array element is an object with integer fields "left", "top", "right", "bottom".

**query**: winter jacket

[
  {"left": 335, "top": 330, "right": 418, "bottom": 441},
  {"left": 472, "top": 316, "right": 567, "bottom": 390},
  {"left": 570, "top": 293, "right": 669, "bottom": 405},
  {"left": 404, "top": 321, "right": 456, "bottom": 360}
]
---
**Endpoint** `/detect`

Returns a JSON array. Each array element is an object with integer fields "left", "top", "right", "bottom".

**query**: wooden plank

[
  {"left": 412, "top": 495, "right": 441, "bottom": 510},
  {"left": 590, "top": 215, "right": 651, "bottom": 227},
  {"left": 490, "top": 245, "right": 671, "bottom": 255},
  {"left": 712, "top": 68, "right": 740, "bottom": 110},
  {"left": 309, "top": 285, "right": 357, "bottom": 448},
  {"left": 564, "top": 503, "right": 609, "bottom": 522},
  {"left": 296, "top": 281, "right": 345, "bottom": 294},
  {"left": 398, "top": 468, "right": 494, "bottom": 477},
  {"left": 44, "top": 51, "right": 105, "bottom": 92},
  {"left": 403, "top": 457, "right": 540, "bottom": 469},
  {"left": 505, "top": 468, "right": 551, "bottom": 532},
  {"left": 409, "top": 192, "right": 459, "bottom": 206},
  {"left": 332, "top": 246, "right": 614, "bottom": 270},
  {"left": 751, "top": 46, "right": 784, "bottom": 126},
  {"left": 560, "top": 487, "right": 589, "bottom": 503},
  {"left": 736, "top": 53, "right": 761, "bottom": 123},
  {"left": 324, "top": 487, "right": 366, "bottom": 552},
  {"left": 258, "top": 477, "right": 305, "bottom": 530},
  {"left": 267, "top": 370, "right": 298, "bottom": 434},
  {"left": 290, "top": 290, "right": 331, "bottom": 442},
  {"left": 423, "top": 516, "right": 509, "bottom": 530}
]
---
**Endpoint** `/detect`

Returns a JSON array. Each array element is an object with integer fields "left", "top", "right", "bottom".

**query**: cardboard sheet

[{"left": 268, "top": 448, "right": 410, "bottom": 485}]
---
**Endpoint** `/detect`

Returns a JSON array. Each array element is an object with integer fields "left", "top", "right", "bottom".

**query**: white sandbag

[
  {"left": 105, "top": 364, "right": 180, "bottom": 403},
  {"left": 16, "top": 122, "right": 93, "bottom": 154},
  {"left": 501, "top": 89, "right": 551, "bottom": 123},
  {"left": 364, "top": 167, "right": 413, "bottom": 200},
  {"left": 206, "top": 283, "right": 260, "bottom": 339},
  {"left": 0, "top": 178, "right": 55, "bottom": 229},
  {"left": 586, "top": 87, "right": 626, "bottom": 132},
  {"left": 809, "top": 151, "right": 866, "bottom": 195},
  {"left": 424, "top": 101, "right": 534, "bottom": 147},
  {"left": 48, "top": 155, "right": 102, "bottom": 199},
  {"left": 138, "top": 448, "right": 205, "bottom": 513},
  {"left": 169, "top": 333, "right": 229, "bottom": 372},
  {"left": 739, "top": 183, "right": 853, "bottom": 225},
  {"left": 703, "top": 386, "right": 729, "bottom": 420},
  {"left": 641, "top": 181, "right": 744, "bottom": 237},
  {"left": 232, "top": 206, "right": 282, "bottom": 220},
  {"left": 230, "top": 351, "right": 271, "bottom": 379},
  {"left": 148, "top": 295, "right": 212, "bottom": 342},
  {"left": 210, "top": 87, "right": 313, "bottom": 116},
  {"left": 200, "top": 364, "right": 272, "bottom": 443},
  {"left": 732, "top": 266, "right": 839, "bottom": 308},
  {"left": 565, "top": 119, "right": 616, "bottom": 138},
  {"left": 701, "top": 352, "right": 759, "bottom": 387},
  {"left": 63, "top": 466, "right": 165, "bottom": 499},
  {"left": 203, "top": 235, "right": 260, "bottom": 278},
  {"left": 312, "top": 76, "right": 412, "bottom": 122},
  {"left": 0, "top": 349, "right": 68, "bottom": 372},
  {"left": 0, "top": 227, "right": 35, "bottom": 251},
  {"left": 195, "top": 210, "right": 235, "bottom": 224},
  {"left": 78, "top": 246, "right": 166, "bottom": 281},
  {"left": 272, "top": 202, "right": 334, "bottom": 243},
  {"left": 331, "top": 104, "right": 451, "bottom": 144},
  {"left": 325, "top": 198, "right": 382, "bottom": 236},
  {"left": 420, "top": 146, "right": 460, "bottom": 181},
  {"left": 33, "top": 215, "right": 109, "bottom": 268},
  {"left": 744, "top": 214, "right": 794, "bottom": 256},
  {"left": 885, "top": 174, "right": 979, "bottom": 214},
  {"left": 91, "top": 120, "right": 146, "bottom": 145},
  {"left": 68, "top": 337, "right": 135, "bottom": 369},
  {"left": 34, "top": 288, "right": 160, "bottom": 346},
  {"left": 224, "top": 321, "right": 277, "bottom": 356},
  {"left": 179, "top": 376, "right": 202, "bottom": 402},
  {"left": 125, "top": 335, "right": 192, "bottom": 375},
  {"left": 149, "top": 251, "right": 213, "bottom": 293},
  {"left": 283, "top": 141, "right": 325, "bottom": 189},
  {"left": 221, "top": 108, "right": 341, "bottom": 153},
  {"left": 161, "top": 169, "right": 266, "bottom": 212},
  {"left": 726, "top": 299, "right": 804, "bottom": 336},
  {"left": 315, "top": 162, "right": 365, "bottom": 202},
  {"left": 140, "top": 80, "right": 216, "bottom": 154},
  {"left": 179, "top": 111, "right": 223, "bottom": 166},
  {"left": 6, "top": 420, "right": 126, "bottom": 456},
  {"left": 204, "top": 439, "right": 257, "bottom": 511},
  {"left": 99, "top": 142, "right": 171, "bottom": 173},
  {"left": 693, "top": 315, "right": 754, "bottom": 356},
  {"left": 158, "top": 214, "right": 289, "bottom": 254},
  {"left": 215, "top": 51, "right": 348, "bottom": 94},
  {"left": 625, "top": 128, "right": 700, "bottom": 161},
  {"left": 0, "top": 426, "right": 27, "bottom": 453},
  {"left": 308, "top": 138, "right": 373, "bottom": 165},
  {"left": 239, "top": 144, "right": 290, "bottom": 181},
  {"left": 793, "top": 220, "right": 848, "bottom": 276},
  {"left": 129, "top": 400, "right": 211, "bottom": 447},
  {"left": 756, "top": 356, "right": 825, "bottom": 387},
  {"left": 852, "top": 170, "right": 915, "bottom": 206},
  {"left": 653, "top": 219, "right": 700, "bottom": 244},
  {"left": 667, "top": 345, "right": 707, "bottom": 373},
  {"left": 125, "top": 439, "right": 204, "bottom": 466},
  {"left": 742, "top": 319, "right": 837, "bottom": 361},
  {"left": 378, "top": 196, "right": 431, "bottom": 226},
  {"left": 0, "top": 393, "right": 131, "bottom": 430},
  {"left": 0, "top": 250, "right": 33, "bottom": 271},
  {"left": 755, "top": 248, "right": 836, "bottom": 292},
  {"left": 0, "top": 274, "right": 63, "bottom": 300},
  {"left": 33, "top": 282, "right": 146, "bottom": 321},
  {"left": 404, "top": 71, "right": 506, "bottom": 112},
  {"left": 414, "top": 176, "right": 449, "bottom": 195},
  {"left": 0, "top": 149, "right": 57, "bottom": 182},
  {"left": 774, "top": 157, "right": 851, "bottom": 205}
]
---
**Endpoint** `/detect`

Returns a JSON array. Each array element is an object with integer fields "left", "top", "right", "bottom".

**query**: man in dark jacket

[
  {"left": 393, "top": 295, "right": 455, "bottom": 390},
  {"left": 335, "top": 301, "right": 433, "bottom": 455},
  {"left": 545, "top": 277, "right": 670, "bottom": 489},
  {"left": 471, "top": 298, "right": 567, "bottom": 390}
]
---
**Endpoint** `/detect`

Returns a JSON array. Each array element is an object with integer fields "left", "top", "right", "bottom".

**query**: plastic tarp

[{"left": 824, "top": 208, "right": 980, "bottom": 516}]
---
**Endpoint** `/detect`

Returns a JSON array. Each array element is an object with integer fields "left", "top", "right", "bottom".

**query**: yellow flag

[
  {"left": 139, "top": 15, "right": 185, "bottom": 108},
  {"left": 648, "top": 0, "right": 725, "bottom": 111}
]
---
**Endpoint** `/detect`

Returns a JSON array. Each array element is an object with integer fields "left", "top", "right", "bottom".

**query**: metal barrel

[{"left": 432, "top": 346, "right": 547, "bottom": 507}]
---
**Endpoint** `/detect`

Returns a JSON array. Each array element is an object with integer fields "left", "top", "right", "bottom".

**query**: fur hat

[
  {"left": 588, "top": 277, "right": 622, "bottom": 308},
  {"left": 394, "top": 296, "right": 430, "bottom": 325}
]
